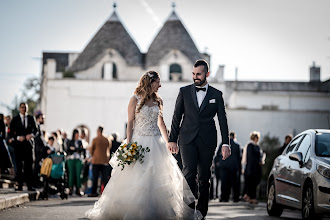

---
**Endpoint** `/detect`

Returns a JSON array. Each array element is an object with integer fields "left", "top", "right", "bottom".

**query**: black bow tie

[{"left": 196, "top": 87, "right": 206, "bottom": 92}]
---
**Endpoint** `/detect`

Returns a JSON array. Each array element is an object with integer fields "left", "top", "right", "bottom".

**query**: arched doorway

[{"left": 169, "top": 63, "right": 182, "bottom": 81}]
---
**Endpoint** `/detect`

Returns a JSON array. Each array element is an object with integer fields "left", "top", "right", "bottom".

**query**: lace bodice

[{"left": 133, "top": 96, "right": 161, "bottom": 136}]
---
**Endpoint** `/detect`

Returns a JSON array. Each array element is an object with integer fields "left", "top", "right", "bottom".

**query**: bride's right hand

[{"left": 167, "top": 142, "right": 179, "bottom": 154}]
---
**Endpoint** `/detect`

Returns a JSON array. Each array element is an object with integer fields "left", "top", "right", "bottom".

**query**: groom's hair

[{"left": 194, "top": 59, "right": 209, "bottom": 73}]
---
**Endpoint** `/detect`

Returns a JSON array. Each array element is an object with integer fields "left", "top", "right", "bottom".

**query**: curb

[{"left": 0, "top": 190, "right": 40, "bottom": 211}]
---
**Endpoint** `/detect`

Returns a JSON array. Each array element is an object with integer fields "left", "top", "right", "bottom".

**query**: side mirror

[{"left": 289, "top": 152, "right": 303, "bottom": 167}]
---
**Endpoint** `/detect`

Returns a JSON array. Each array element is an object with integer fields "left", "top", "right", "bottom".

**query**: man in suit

[
  {"left": 9, "top": 103, "right": 37, "bottom": 191},
  {"left": 168, "top": 59, "right": 230, "bottom": 218},
  {"left": 218, "top": 131, "right": 241, "bottom": 202},
  {"left": 33, "top": 111, "right": 46, "bottom": 188},
  {"left": 108, "top": 132, "right": 121, "bottom": 177}
]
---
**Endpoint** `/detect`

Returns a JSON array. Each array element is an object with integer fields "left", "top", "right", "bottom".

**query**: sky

[{"left": 1, "top": 0, "right": 330, "bottom": 115}]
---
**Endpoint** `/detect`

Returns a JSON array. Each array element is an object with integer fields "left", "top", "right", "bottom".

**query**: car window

[
  {"left": 295, "top": 134, "right": 311, "bottom": 163},
  {"left": 316, "top": 133, "right": 330, "bottom": 157},
  {"left": 285, "top": 134, "right": 304, "bottom": 154}
]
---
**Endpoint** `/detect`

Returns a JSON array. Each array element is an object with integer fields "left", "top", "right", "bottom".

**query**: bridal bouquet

[{"left": 112, "top": 142, "right": 150, "bottom": 170}]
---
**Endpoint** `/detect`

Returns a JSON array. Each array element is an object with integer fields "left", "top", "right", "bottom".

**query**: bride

[{"left": 85, "top": 71, "right": 202, "bottom": 220}]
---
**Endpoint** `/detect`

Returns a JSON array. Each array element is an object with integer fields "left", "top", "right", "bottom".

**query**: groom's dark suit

[{"left": 169, "top": 84, "right": 229, "bottom": 217}]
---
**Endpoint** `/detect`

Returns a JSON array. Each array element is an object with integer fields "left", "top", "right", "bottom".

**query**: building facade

[{"left": 40, "top": 7, "right": 330, "bottom": 145}]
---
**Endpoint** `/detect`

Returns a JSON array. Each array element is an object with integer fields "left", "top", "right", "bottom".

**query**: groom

[{"left": 167, "top": 59, "right": 230, "bottom": 218}]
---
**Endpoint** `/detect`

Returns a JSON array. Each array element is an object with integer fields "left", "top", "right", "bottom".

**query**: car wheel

[
  {"left": 267, "top": 180, "right": 283, "bottom": 217},
  {"left": 302, "top": 183, "right": 322, "bottom": 220}
]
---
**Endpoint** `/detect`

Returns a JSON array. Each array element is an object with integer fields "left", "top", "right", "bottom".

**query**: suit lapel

[
  {"left": 199, "top": 86, "right": 212, "bottom": 113},
  {"left": 190, "top": 85, "right": 199, "bottom": 111}
]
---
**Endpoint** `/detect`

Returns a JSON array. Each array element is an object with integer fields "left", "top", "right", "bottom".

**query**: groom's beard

[{"left": 194, "top": 76, "right": 207, "bottom": 86}]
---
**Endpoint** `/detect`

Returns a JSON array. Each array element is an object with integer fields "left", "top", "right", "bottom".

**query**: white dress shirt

[
  {"left": 17, "top": 113, "right": 28, "bottom": 140},
  {"left": 20, "top": 113, "right": 27, "bottom": 129},
  {"left": 196, "top": 83, "right": 209, "bottom": 107},
  {"left": 195, "top": 84, "right": 231, "bottom": 150}
]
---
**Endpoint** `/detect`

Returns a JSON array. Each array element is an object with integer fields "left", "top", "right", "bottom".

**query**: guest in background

[
  {"left": 213, "top": 146, "right": 222, "bottom": 199},
  {"left": 0, "top": 113, "right": 13, "bottom": 177},
  {"left": 278, "top": 134, "right": 293, "bottom": 155},
  {"left": 108, "top": 132, "right": 121, "bottom": 177},
  {"left": 80, "top": 128, "right": 90, "bottom": 192},
  {"left": 67, "top": 129, "right": 85, "bottom": 196},
  {"left": 89, "top": 126, "right": 110, "bottom": 197},
  {"left": 46, "top": 136, "right": 56, "bottom": 155},
  {"left": 9, "top": 103, "right": 37, "bottom": 191},
  {"left": 5, "top": 115, "right": 16, "bottom": 176},
  {"left": 242, "top": 131, "right": 264, "bottom": 204},
  {"left": 33, "top": 111, "right": 46, "bottom": 188},
  {"left": 51, "top": 131, "right": 63, "bottom": 153},
  {"left": 218, "top": 131, "right": 241, "bottom": 202},
  {"left": 62, "top": 131, "right": 70, "bottom": 153}
]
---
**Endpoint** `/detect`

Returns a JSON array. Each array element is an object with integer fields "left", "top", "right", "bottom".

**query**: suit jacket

[
  {"left": 34, "top": 124, "right": 46, "bottom": 160},
  {"left": 218, "top": 139, "right": 241, "bottom": 170},
  {"left": 9, "top": 114, "right": 37, "bottom": 149},
  {"left": 169, "top": 84, "right": 229, "bottom": 147},
  {"left": 110, "top": 140, "right": 121, "bottom": 158},
  {"left": 0, "top": 120, "right": 5, "bottom": 139}
]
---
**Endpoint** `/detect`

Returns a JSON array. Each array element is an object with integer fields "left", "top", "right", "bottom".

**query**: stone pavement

[{"left": 0, "top": 182, "right": 40, "bottom": 211}]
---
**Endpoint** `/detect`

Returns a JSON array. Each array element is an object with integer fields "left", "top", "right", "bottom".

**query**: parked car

[{"left": 267, "top": 129, "right": 330, "bottom": 219}]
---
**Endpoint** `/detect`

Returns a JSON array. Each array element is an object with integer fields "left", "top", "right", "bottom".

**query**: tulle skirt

[{"left": 85, "top": 135, "right": 202, "bottom": 220}]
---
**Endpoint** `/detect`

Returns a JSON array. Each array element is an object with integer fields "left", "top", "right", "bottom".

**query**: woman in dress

[
  {"left": 67, "top": 129, "right": 85, "bottom": 196},
  {"left": 85, "top": 71, "right": 202, "bottom": 220},
  {"left": 242, "top": 131, "right": 264, "bottom": 204}
]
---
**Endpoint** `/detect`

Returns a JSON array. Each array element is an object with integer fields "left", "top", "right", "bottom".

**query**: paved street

[{"left": 1, "top": 196, "right": 329, "bottom": 220}]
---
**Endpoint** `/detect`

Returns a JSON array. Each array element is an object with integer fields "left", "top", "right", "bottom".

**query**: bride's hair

[{"left": 134, "top": 70, "right": 163, "bottom": 114}]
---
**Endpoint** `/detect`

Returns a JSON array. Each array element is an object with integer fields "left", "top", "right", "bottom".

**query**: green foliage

[
  {"left": 63, "top": 71, "right": 74, "bottom": 78},
  {"left": 260, "top": 133, "right": 281, "bottom": 180},
  {"left": 6, "top": 77, "right": 40, "bottom": 116}
]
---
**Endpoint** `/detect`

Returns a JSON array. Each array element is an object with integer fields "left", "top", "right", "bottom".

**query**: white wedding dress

[{"left": 85, "top": 96, "right": 202, "bottom": 220}]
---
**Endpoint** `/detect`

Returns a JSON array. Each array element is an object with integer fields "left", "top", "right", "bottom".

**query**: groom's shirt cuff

[{"left": 222, "top": 144, "right": 230, "bottom": 149}]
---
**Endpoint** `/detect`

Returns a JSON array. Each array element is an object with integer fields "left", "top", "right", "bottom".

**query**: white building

[{"left": 40, "top": 7, "right": 330, "bottom": 145}]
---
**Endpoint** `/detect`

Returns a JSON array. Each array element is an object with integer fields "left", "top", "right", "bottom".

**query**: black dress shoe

[{"left": 88, "top": 193, "right": 99, "bottom": 197}]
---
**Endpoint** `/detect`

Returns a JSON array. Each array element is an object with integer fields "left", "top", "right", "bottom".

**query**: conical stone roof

[
  {"left": 146, "top": 11, "right": 202, "bottom": 67},
  {"left": 70, "top": 11, "right": 142, "bottom": 72}
]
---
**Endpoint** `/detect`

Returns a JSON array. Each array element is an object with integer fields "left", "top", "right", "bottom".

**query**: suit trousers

[
  {"left": 91, "top": 164, "right": 109, "bottom": 194},
  {"left": 220, "top": 167, "right": 240, "bottom": 201},
  {"left": 14, "top": 141, "right": 33, "bottom": 189},
  {"left": 180, "top": 135, "right": 216, "bottom": 217}
]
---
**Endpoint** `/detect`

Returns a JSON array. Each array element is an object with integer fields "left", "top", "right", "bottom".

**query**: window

[
  {"left": 295, "top": 134, "right": 311, "bottom": 163},
  {"left": 316, "top": 133, "right": 330, "bottom": 157},
  {"left": 112, "top": 63, "right": 117, "bottom": 79},
  {"left": 102, "top": 62, "right": 117, "bottom": 80},
  {"left": 169, "top": 63, "right": 182, "bottom": 81},
  {"left": 285, "top": 135, "right": 304, "bottom": 154}
]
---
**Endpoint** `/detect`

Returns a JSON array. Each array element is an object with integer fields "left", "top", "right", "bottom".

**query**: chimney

[
  {"left": 310, "top": 61, "right": 320, "bottom": 82},
  {"left": 215, "top": 65, "right": 225, "bottom": 82},
  {"left": 46, "top": 59, "right": 56, "bottom": 79}
]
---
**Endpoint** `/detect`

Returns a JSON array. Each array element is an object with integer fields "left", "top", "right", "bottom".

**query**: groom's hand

[
  {"left": 222, "top": 144, "right": 231, "bottom": 160},
  {"left": 167, "top": 142, "right": 179, "bottom": 154}
]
